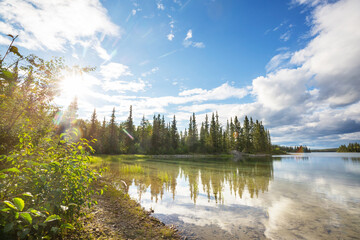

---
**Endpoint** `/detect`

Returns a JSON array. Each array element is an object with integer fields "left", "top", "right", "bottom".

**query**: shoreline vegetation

[
  {"left": 65, "top": 178, "right": 181, "bottom": 240},
  {"left": 337, "top": 142, "right": 360, "bottom": 152},
  {"left": 0, "top": 36, "right": 177, "bottom": 239},
  {"left": 0, "top": 36, "right": 268, "bottom": 239}
]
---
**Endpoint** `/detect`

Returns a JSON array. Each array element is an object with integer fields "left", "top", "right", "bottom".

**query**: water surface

[{"left": 104, "top": 153, "right": 360, "bottom": 239}]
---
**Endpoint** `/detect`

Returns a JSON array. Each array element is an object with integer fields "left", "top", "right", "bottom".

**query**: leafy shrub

[{"left": 0, "top": 126, "right": 105, "bottom": 239}]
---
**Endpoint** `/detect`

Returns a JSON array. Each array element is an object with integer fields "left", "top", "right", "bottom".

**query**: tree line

[
  {"left": 337, "top": 142, "right": 360, "bottom": 152},
  {"left": 59, "top": 99, "right": 272, "bottom": 155},
  {"left": 272, "top": 145, "right": 311, "bottom": 154}
]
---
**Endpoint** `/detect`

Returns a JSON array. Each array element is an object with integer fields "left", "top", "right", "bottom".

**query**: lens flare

[
  {"left": 122, "top": 129, "right": 134, "bottom": 140},
  {"left": 53, "top": 111, "right": 64, "bottom": 125}
]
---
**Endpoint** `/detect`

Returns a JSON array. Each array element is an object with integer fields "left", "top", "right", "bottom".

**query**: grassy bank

[
  {"left": 70, "top": 155, "right": 182, "bottom": 240},
  {"left": 68, "top": 179, "right": 180, "bottom": 240},
  {"left": 92, "top": 153, "right": 233, "bottom": 163}
]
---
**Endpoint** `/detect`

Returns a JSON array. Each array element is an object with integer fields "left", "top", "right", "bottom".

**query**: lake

[{"left": 103, "top": 153, "right": 360, "bottom": 239}]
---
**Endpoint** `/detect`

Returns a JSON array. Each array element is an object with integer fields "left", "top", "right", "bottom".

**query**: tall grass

[{"left": 120, "top": 164, "right": 144, "bottom": 174}]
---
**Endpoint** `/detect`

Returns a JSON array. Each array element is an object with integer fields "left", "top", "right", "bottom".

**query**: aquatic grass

[
  {"left": 157, "top": 171, "right": 170, "bottom": 182},
  {"left": 120, "top": 164, "right": 144, "bottom": 174},
  {"left": 96, "top": 154, "right": 151, "bottom": 162}
]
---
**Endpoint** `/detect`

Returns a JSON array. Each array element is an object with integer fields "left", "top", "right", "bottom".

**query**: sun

[{"left": 59, "top": 73, "right": 88, "bottom": 99}]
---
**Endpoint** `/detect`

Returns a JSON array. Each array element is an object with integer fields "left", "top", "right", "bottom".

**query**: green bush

[{"left": 0, "top": 126, "right": 105, "bottom": 239}]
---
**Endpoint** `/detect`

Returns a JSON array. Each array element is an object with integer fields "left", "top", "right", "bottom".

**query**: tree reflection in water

[{"left": 106, "top": 157, "right": 274, "bottom": 204}]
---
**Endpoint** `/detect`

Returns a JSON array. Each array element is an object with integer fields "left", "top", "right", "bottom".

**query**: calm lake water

[{"left": 104, "top": 153, "right": 360, "bottom": 239}]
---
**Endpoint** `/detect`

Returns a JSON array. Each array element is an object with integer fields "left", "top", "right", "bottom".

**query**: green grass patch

[
  {"left": 120, "top": 164, "right": 144, "bottom": 174},
  {"left": 157, "top": 171, "right": 169, "bottom": 182}
]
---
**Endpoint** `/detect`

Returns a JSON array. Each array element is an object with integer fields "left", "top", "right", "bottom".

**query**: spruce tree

[
  {"left": 124, "top": 105, "right": 135, "bottom": 153},
  {"left": 170, "top": 115, "right": 179, "bottom": 152},
  {"left": 242, "top": 116, "right": 251, "bottom": 153},
  {"left": 88, "top": 108, "right": 98, "bottom": 140},
  {"left": 108, "top": 107, "right": 119, "bottom": 154}
]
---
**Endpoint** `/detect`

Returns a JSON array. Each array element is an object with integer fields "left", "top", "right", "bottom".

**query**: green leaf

[
  {"left": 44, "top": 214, "right": 61, "bottom": 223},
  {"left": 0, "top": 208, "right": 11, "bottom": 212},
  {"left": 4, "top": 222, "right": 14, "bottom": 232},
  {"left": 3, "top": 200, "right": 17, "bottom": 210},
  {"left": 51, "top": 226, "right": 59, "bottom": 234},
  {"left": 100, "top": 189, "right": 104, "bottom": 195},
  {"left": 0, "top": 173, "right": 6, "bottom": 179},
  {"left": 29, "top": 209, "right": 41, "bottom": 217},
  {"left": 61, "top": 223, "right": 75, "bottom": 230},
  {"left": 77, "top": 145, "right": 82, "bottom": 150},
  {"left": 19, "top": 228, "right": 30, "bottom": 239},
  {"left": 1, "top": 167, "right": 20, "bottom": 173},
  {"left": 22, "top": 192, "right": 33, "bottom": 198},
  {"left": 20, "top": 212, "right": 32, "bottom": 224},
  {"left": 9, "top": 46, "right": 22, "bottom": 57},
  {"left": 13, "top": 197, "right": 25, "bottom": 211},
  {"left": 0, "top": 70, "right": 14, "bottom": 81}
]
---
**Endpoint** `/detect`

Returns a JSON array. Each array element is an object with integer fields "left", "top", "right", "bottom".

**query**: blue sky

[{"left": 0, "top": 0, "right": 359, "bottom": 148}]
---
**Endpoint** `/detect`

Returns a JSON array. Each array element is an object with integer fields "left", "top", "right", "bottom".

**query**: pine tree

[
  {"left": 151, "top": 114, "right": 161, "bottom": 154},
  {"left": 215, "top": 112, "right": 221, "bottom": 152},
  {"left": 229, "top": 118, "right": 235, "bottom": 150},
  {"left": 170, "top": 115, "right": 179, "bottom": 152},
  {"left": 88, "top": 109, "right": 98, "bottom": 140},
  {"left": 234, "top": 116, "right": 242, "bottom": 151},
  {"left": 210, "top": 112, "right": 221, "bottom": 153},
  {"left": 124, "top": 105, "right": 135, "bottom": 153},
  {"left": 138, "top": 115, "right": 151, "bottom": 153},
  {"left": 188, "top": 113, "right": 198, "bottom": 152},
  {"left": 98, "top": 117, "right": 107, "bottom": 153},
  {"left": 199, "top": 122, "right": 205, "bottom": 152},
  {"left": 242, "top": 116, "right": 251, "bottom": 153},
  {"left": 108, "top": 107, "right": 119, "bottom": 154},
  {"left": 204, "top": 114, "right": 211, "bottom": 153}
]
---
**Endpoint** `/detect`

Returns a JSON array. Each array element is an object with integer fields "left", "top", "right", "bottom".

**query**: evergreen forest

[
  {"left": 58, "top": 99, "right": 272, "bottom": 155},
  {"left": 337, "top": 142, "right": 360, "bottom": 152}
]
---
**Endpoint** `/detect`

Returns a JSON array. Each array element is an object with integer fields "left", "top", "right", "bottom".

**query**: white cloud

[
  {"left": 179, "top": 88, "right": 207, "bottom": 96},
  {"left": 252, "top": 67, "right": 311, "bottom": 111},
  {"left": 167, "top": 33, "right": 175, "bottom": 41},
  {"left": 0, "top": 0, "right": 120, "bottom": 51},
  {"left": 179, "top": 83, "right": 248, "bottom": 102},
  {"left": 102, "top": 78, "right": 148, "bottom": 93},
  {"left": 266, "top": 52, "right": 292, "bottom": 72},
  {"left": 273, "top": 21, "right": 286, "bottom": 32},
  {"left": 93, "top": 39, "right": 112, "bottom": 61},
  {"left": 185, "top": 29, "right": 192, "bottom": 41},
  {"left": 183, "top": 29, "right": 205, "bottom": 48},
  {"left": 247, "top": 0, "right": 360, "bottom": 147},
  {"left": 157, "top": 2, "right": 165, "bottom": 10},
  {"left": 280, "top": 31, "right": 291, "bottom": 41},
  {"left": 100, "top": 62, "right": 133, "bottom": 80},
  {"left": 290, "top": 0, "right": 360, "bottom": 107},
  {"left": 192, "top": 42, "right": 205, "bottom": 48},
  {"left": 141, "top": 67, "right": 159, "bottom": 77},
  {"left": 292, "top": 0, "right": 324, "bottom": 7}
]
